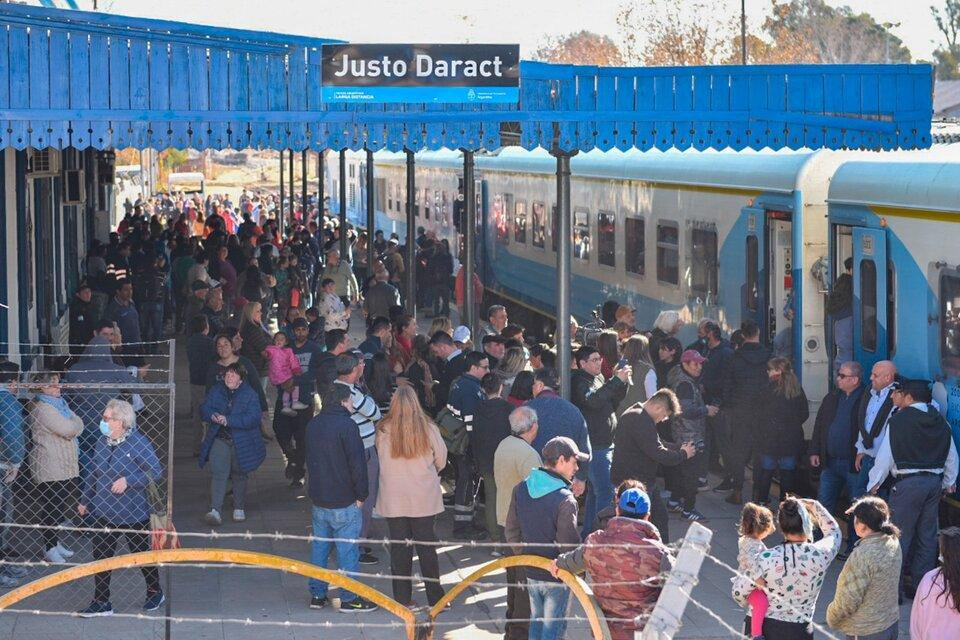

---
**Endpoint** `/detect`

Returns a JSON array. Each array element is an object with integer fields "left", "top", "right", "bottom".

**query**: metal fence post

[
  {"left": 638, "top": 522, "right": 713, "bottom": 640},
  {"left": 165, "top": 338, "right": 176, "bottom": 640}
]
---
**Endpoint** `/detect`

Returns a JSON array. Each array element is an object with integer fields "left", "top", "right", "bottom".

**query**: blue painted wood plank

[
  {"left": 267, "top": 54, "right": 287, "bottom": 149},
  {"left": 859, "top": 73, "right": 879, "bottom": 149},
  {"left": 28, "top": 26, "right": 49, "bottom": 148},
  {"left": 67, "top": 30, "right": 89, "bottom": 148},
  {"left": 48, "top": 30, "right": 70, "bottom": 148},
  {"left": 672, "top": 71, "right": 692, "bottom": 151},
  {"left": 595, "top": 73, "right": 616, "bottom": 151},
  {"left": 0, "top": 27, "right": 8, "bottom": 148},
  {"left": 424, "top": 101, "right": 444, "bottom": 150},
  {"left": 247, "top": 52, "right": 269, "bottom": 149},
  {"left": 228, "top": 50, "right": 250, "bottom": 150},
  {"left": 128, "top": 39, "right": 149, "bottom": 148},
  {"left": 653, "top": 74, "right": 674, "bottom": 150},
  {"left": 306, "top": 47, "right": 323, "bottom": 150},
  {"left": 634, "top": 73, "right": 655, "bottom": 151},
  {"left": 785, "top": 72, "right": 805, "bottom": 149},
  {"left": 708, "top": 70, "right": 729, "bottom": 149},
  {"left": 480, "top": 103, "right": 502, "bottom": 151},
  {"left": 690, "top": 71, "right": 711, "bottom": 151},
  {"left": 896, "top": 71, "right": 917, "bottom": 148},
  {"left": 149, "top": 40, "right": 169, "bottom": 148},
  {"left": 287, "top": 47, "right": 307, "bottom": 150},
  {"left": 842, "top": 72, "right": 863, "bottom": 148},
  {"left": 613, "top": 71, "right": 634, "bottom": 151},
  {"left": 575, "top": 72, "right": 597, "bottom": 152},
  {"left": 746, "top": 73, "right": 768, "bottom": 149},
  {"left": 108, "top": 36, "right": 131, "bottom": 148},
  {"left": 728, "top": 72, "right": 749, "bottom": 150},
  {"left": 188, "top": 45, "right": 209, "bottom": 148},
  {"left": 555, "top": 74, "right": 577, "bottom": 152},
  {"left": 88, "top": 34, "right": 110, "bottom": 148},
  {"left": 169, "top": 44, "right": 190, "bottom": 148},
  {"left": 207, "top": 48, "right": 228, "bottom": 149},
  {"left": 803, "top": 74, "right": 825, "bottom": 149},
  {"left": 767, "top": 73, "right": 790, "bottom": 149},
  {"left": 822, "top": 72, "right": 843, "bottom": 149}
]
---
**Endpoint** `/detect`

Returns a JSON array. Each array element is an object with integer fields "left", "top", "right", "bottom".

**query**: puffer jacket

[
  {"left": 826, "top": 532, "right": 901, "bottom": 635},
  {"left": 199, "top": 382, "right": 266, "bottom": 473},
  {"left": 555, "top": 516, "right": 666, "bottom": 640},
  {"left": 667, "top": 365, "right": 707, "bottom": 443},
  {"left": 721, "top": 342, "right": 770, "bottom": 411}
]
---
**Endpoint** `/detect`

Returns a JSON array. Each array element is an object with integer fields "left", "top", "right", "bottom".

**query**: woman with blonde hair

[
  {"left": 375, "top": 385, "right": 447, "bottom": 607},
  {"left": 754, "top": 357, "right": 809, "bottom": 504},
  {"left": 648, "top": 309, "right": 683, "bottom": 362},
  {"left": 495, "top": 346, "right": 527, "bottom": 389},
  {"left": 428, "top": 316, "right": 453, "bottom": 339},
  {"left": 618, "top": 334, "right": 658, "bottom": 414}
]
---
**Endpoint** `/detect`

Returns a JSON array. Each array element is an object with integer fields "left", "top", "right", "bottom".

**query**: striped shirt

[{"left": 334, "top": 380, "right": 381, "bottom": 449}]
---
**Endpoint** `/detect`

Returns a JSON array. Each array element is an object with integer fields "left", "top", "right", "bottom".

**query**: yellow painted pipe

[{"left": 0, "top": 548, "right": 418, "bottom": 640}]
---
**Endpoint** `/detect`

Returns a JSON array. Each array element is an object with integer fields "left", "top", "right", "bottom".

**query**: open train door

[
  {"left": 852, "top": 227, "right": 888, "bottom": 371},
  {"left": 742, "top": 206, "right": 767, "bottom": 333}
]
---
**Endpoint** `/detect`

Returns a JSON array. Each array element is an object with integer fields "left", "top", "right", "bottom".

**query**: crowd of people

[{"left": 0, "top": 187, "right": 954, "bottom": 638}]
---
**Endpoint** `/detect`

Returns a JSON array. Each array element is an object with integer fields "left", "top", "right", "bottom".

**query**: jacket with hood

[
  {"left": 199, "top": 381, "right": 266, "bottom": 474},
  {"left": 504, "top": 467, "right": 580, "bottom": 582},
  {"left": 570, "top": 369, "right": 627, "bottom": 451},
  {"left": 667, "top": 365, "right": 707, "bottom": 444},
  {"left": 556, "top": 517, "right": 667, "bottom": 640},
  {"left": 721, "top": 342, "right": 770, "bottom": 411}
]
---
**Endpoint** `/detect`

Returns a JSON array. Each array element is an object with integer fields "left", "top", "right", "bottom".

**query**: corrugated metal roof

[
  {"left": 934, "top": 79, "right": 960, "bottom": 117},
  {"left": 0, "top": 4, "right": 936, "bottom": 153}
]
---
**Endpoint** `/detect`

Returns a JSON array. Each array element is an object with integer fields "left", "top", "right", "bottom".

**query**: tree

[
  {"left": 932, "top": 0, "right": 960, "bottom": 79},
  {"left": 616, "top": 0, "right": 738, "bottom": 66},
  {"left": 533, "top": 30, "right": 624, "bottom": 66}
]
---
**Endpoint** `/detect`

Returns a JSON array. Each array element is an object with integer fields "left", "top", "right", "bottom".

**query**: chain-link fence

[{"left": 0, "top": 341, "right": 174, "bottom": 636}]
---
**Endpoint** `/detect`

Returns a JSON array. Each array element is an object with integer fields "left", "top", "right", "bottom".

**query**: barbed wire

[{"left": 683, "top": 592, "right": 751, "bottom": 640}]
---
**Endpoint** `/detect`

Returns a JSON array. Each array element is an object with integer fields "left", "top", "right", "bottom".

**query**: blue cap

[{"left": 618, "top": 488, "right": 650, "bottom": 516}]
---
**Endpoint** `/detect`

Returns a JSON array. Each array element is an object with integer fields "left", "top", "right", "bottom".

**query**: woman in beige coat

[
  {"left": 28, "top": 372, "right": 84, "bottom": 563},
  {"left": 375, "top": 385, "right": 447, "bottom": 607}
]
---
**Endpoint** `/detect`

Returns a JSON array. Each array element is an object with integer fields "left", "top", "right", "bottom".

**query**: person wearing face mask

[
  {"left": 77, "top": 399, "right": 163, "bottom": 618},
  {"left": 199, "top": 362, "right": 266, "bottom": 527}
]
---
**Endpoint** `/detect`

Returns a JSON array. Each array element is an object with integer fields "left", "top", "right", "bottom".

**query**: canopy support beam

[
  {"left": 463, "top": 150, "right": 476, "bottom": 338},
  {"left": 366, "top": 149, "right": 375, "bottom": 276},
  {"left": 339, "top": 149, "right": 347, "bottom": 258},
  {"left": 554, "top": 151, "right": 573, "bottom": 399},
  {"left": 405, "top": 149, "right": 417, "bottom": 315}
]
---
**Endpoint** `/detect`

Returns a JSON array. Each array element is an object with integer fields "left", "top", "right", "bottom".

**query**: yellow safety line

[
  {"left": 428, "top": 554, "right": 611, "bottom": 640},
  {"left": 0, "top": 548, "right": 418, "bottom": 640}
]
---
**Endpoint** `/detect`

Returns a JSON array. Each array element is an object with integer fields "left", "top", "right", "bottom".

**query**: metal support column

[
  {"left": 338, "top": 149, "right": 347, "bottom": 257},
  {"left": 288, "top": 148, "right": 295, "bottom": 227},
  {"left": 300, "top": 150, "right": 308, "bottom": 221},
  {"left": 405, "top": 149, "right": 416, "bottom": 314},
  {"left": 317, "top": 150, "right": 325, "bottom": 217},
  {"left": 462, "top": 150, "right": 476, "bottom": 337},
  {"left": 555, "top": 151, "right": 572, "bottom": 399},
  {"left": 366, "top": 149, "right": 375, "bottom": 273},
  {"left": 279, "top": 150, "right": 285, "bottom": 235}
]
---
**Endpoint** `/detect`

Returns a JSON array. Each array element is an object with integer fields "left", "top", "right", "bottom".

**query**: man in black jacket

[
  {"left": 701, "top": 322, "right": 733, "bottom": 476},
  {"left": 315, "top": 329, "right": 351, "bottom": 400},
  {"left": 69, "top": 282, "right": 96, "bottom": 355},
  {"left": 719, "top": 319, "right": 770, "bottom": 504},
  {"left": 472, "top": 373, "right": 514, "bottom": 542},
  {"left": 571, "top": 345, "right": 629, "bottom": 537},
  {"left": 304, "top": 384, "right": 377, "bottom": 613},
  {"left": 610, "top": 390, "right": 696, "bottom": 542}
]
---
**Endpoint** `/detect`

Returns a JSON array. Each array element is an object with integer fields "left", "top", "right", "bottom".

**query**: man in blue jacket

[
  {"left": 304, "top": 383, "right": 377, "bottom": 613},
  {"left": 527, "top": 368, "right": 589, "bottom": 496},
  {"left": 447, "top": 351, "right": 490, "bottom": 539},
  {"left": 0, "top": 365, "right": 26, "bottom": 587}
]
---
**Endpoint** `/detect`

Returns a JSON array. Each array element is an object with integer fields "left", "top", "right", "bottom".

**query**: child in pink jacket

[{"left": 265, "top": 332, "right": 305, "bottom": 416}]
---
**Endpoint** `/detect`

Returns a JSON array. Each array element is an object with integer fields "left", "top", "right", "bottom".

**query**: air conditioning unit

[
  {"left": 62, "top": 169, "right": 85, "bottom": 205},
  {"left": 26, "top": 148, "right": 60, "bottom": 177}
]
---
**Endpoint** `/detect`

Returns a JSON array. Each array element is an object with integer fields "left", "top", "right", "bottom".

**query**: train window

[
  {"left": 691, "top": 227, "right": 718, "bottom": 297},
  {"left": 494, "top": 194, "right": 510, "bottom": 244},
  {"left": 441, "top": 191, "right": 448, "bottom": 224},
  {"left": 746, "top": 236, "right": 758, "bottom": 312},
  {"left": 887, "top": 262, "right": 896, "bottom": 356},
  {"left": 860, "top": 259, "right": 878, "bottom": 353},
  {"left": 414, "top": 188, "right": 420, "bottom": 217},
  {"left": 423, "top": 188, "right": 430, "bottom": 220},
  {"left": 348, "top": 183, "right": 356, "bottom": 209},
  {"left": 941, "top": 274, "right": 960, "bottom": 377},
  {"left": 434, "top": 190, "right": 441, "bottom": 221},
  {"left": 388, "top": 184, "right": 393, "bottom": 211},
  {"left": 532, "top": 202, "right": 545, "bottom": 248},
  {"left": 349, "top": 164, "right": 355, "bottom": 178},
  {"left": 625, "top": 217, "right": 645, "bottom": 275},
  {"left": 515, "top": 201, "right": 527, "bottom": 243},
  {"left": 574, "top": 209, "right": 590, "bottom": 261},
  {"left": 598, "top": 211, "right": 615, "bottom": 267},
  {"left": 657, "top": 221, "right": 680, "bottom": 285}
]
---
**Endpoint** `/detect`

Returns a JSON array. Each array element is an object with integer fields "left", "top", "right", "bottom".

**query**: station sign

[{"left": 320, "top": 44, "right": 520, "bottom": 104}]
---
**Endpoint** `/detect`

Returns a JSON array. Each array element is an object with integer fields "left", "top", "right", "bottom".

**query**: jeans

[
  {"left": 309, "top": 504, "right": 362, "bottom": 602},
  {"left": 582, "top": 447, "right": 613, "bottom": 538},
  {"left": 361, "top": 447, "right": 380, "bottom": 539},
  {"left": 527, "top": 579, "right": 571, "bottom": 640},
  {"left": 754, "top": 455, "right": 798, "bottom": 504},
  {"left": 817, "top": 457, "right": 857, "bottom": 516},
  {"left": 890, "top": 473, "right": 942, "bottom": 597},
  {"left": 845, "top": 621, "right": 898, "bottom": 640},
  {"left": 209, "top": 438, "right": 247, "bottom": 512},
  {"left": 140, "top": 301, "right": 164, "bottom": 346}
]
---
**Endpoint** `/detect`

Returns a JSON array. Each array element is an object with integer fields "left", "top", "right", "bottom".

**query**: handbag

[
  {"left": 146, "top": 474, "right": 181, "bottom": 551},
  {"left": 435, "top": 405, "right": 469, "bottom": 456}
]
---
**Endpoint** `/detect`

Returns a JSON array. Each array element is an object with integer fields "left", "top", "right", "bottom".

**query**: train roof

[
  {"left": 828, "top": 144, "right": 960, "bottom": 214},
  {"left": 373, "top": 147, "right": 820, "bottom": 194}
]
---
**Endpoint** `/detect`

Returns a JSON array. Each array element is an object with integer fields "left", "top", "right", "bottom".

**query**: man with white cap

[{"left": 452, "top": 325, "right": 471, "bottom": 350}]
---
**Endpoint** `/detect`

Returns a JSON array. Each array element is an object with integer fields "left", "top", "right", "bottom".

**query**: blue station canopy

[{"left": 0, "top": 3, "right": 934, "bottom": 153}]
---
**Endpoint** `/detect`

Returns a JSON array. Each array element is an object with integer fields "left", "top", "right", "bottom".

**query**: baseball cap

[
  {"left": 681, "top": 349, "right": 707, "bottom": 364},
  {"left": 191, "top": 279, "right": 211, "bottom": 291},
  {"left": 452, "top": 326, "right": 471, "bottom": 343},
  {"left": 618, "top": 488, "right": 651, "bottom": 516},
  {"left": 541, "top": 436, "right": 590, "bottom": 463},
  {"left": 615, "top": 305, "right": 636, "bottom": 321}
]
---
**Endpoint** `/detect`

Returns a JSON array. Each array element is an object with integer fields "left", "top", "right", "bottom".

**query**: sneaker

[
  {"left": 291, "top": 401, "right": 309, "bottom": 410},
  {"left": 143, "top": 590, "right": 165, "bottom": 611},
  {"left": 358, "top": 552, "right": 378, "bottom": 565},
  {"left": 713, "top": 477, "right": 734, "bottom": 492},
  {"left": 2, "top": 564, "right": 28, "bottom": 578},
  {"left": 289, "top": 477, "right": 305, "bottom": 489},
  {"left": 233, "top": 509, "right": 246, "bottom": 522},
  {"left": 683, "top": 509, "right": 708, "bottom": 522},
  {"left": 78, "top": 601, "right": 113, "bottom": 617},
  {"left": 490, "top": 549, "right": 504, "bottom": 558},
  {"left": 204, "top": 509, "right": 222, "bottom": 526},
  {"left": 44, "top": 547, "right": 67, "bottom": 564},
  {"left": 55, "top": 543, "right": 75, "bottom": 558},
  {"left": 697, "top": 478, "right": 710, "bottom": 491},
  {"left": 0, "top": 573, "right": 22, "bottom": 588},
  {"left": 667, "top": 500, "right": 684, "bottom": 513},
  {"left": 310, "top": 596, "right": 328, "bottom": 609},
  {"left": 280, "top": 407, "right": 297, "bottom": 416},
  {"left": 338, "top": 598, "right": 379, "bottom": 613}
]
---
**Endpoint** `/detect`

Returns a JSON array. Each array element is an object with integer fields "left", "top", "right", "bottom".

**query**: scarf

[{"left": 38, "top": 394, "right": 74, "bottom": 419}]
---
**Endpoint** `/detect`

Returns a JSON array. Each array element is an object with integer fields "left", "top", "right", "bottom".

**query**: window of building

[
  {"left": 625, "top": 217, "right": 645, "bottom": 275},
  {"left": 532, "top": 202, "right": 545, "bottom": 248},
  {"left": 515, "top": 201, "right": 527, "bottom": 243},
  {"left": 656, "top": 221, "right": 680, "bottom": 285},
  {"left": 598, "top": 211, "right": 615, "bottom": 267},
  {"left": 941, "top": 273, "right": 960, "bottom": 377},
  {"left": 573, "top": 209, "right": 590, "bottom": 261},
  {"left": 746, "top": 235, "right": 758, "bottom": 312},
  {"left": 860, "top": 259, "right": 878, "bottom": 352},
  {"left": 690, "top": 227, "right": 718, "bottom": 298}
]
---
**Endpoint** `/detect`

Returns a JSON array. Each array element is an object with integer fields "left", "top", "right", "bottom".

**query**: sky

[{"left": 74, "top": 0, "right": 949, "bottom": 61}]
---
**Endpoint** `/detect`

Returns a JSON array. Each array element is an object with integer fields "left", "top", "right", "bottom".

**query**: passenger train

[{"left": 329, "top": 144, "right": 960, "bottom": 437}]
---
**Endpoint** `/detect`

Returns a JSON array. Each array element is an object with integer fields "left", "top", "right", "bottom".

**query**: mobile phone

[{"left": 617, "top": 357, "right": 628, "bottom": 368}]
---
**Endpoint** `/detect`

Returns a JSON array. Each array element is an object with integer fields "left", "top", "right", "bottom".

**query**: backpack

[{"left": 435, "top": 405, "right": 469, "bottom": 456}]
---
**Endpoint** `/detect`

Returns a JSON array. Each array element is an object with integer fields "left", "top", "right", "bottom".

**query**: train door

[
  {"left": 742, "top": 206, "right": 793, "bottom": 347},
  {"left": 852, "top": 227, "right": 888, "bottom": 370},
  {"left": 743, "top": 207, "right": 766, "bottom": 329},
  {"left": 767, "top": 212, "right": 794, "bottom": 349}
]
